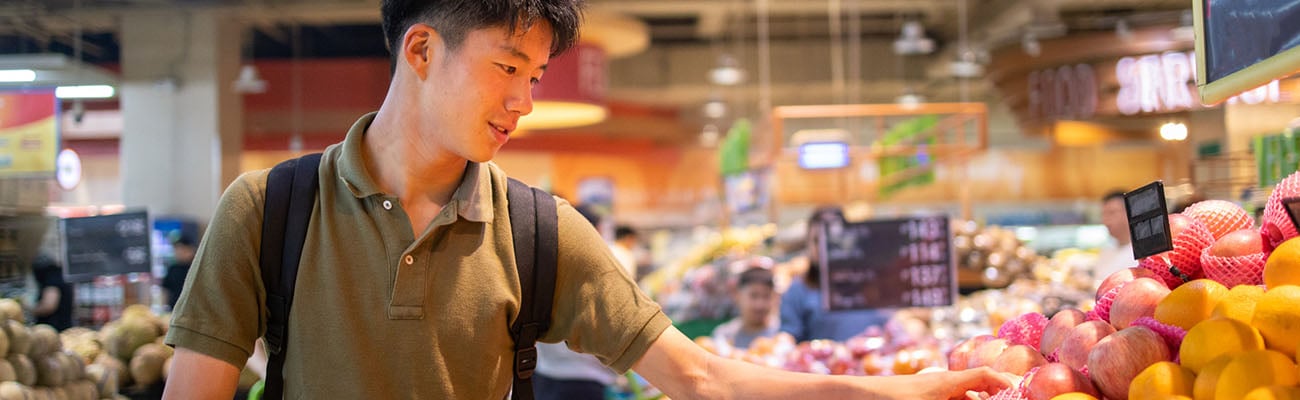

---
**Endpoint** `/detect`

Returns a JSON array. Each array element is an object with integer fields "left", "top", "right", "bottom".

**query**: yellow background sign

[{"left": 0, "top": 90, "right": 58, "bottom": 176}]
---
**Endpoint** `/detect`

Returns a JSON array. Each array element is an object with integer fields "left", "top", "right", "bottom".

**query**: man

[
  {"left": 31, "top": 253, "right": 73, "bottom": 331},
  {"left": 1095, "top": 190, "right": 1138, "bottom": 287},
  {"left": 711, "top": 267, "right": 779, "bottom": 350},
  {"left": 161, "top": 231, "right": 197, "bottom": 311},
  {"left": 610, "top": 225, "right": 639, "bottom": 277},
  {"left": 164, "top": 1, "right": 1009, "bottom": 398}
]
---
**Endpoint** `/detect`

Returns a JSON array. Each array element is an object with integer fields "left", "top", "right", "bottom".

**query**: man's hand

[{"left": 885, "top": 368, "right": 1015, "bottom": 400}]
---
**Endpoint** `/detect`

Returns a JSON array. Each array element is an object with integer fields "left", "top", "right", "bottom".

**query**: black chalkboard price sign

[
  {"left": 60, "top": 211, "right": 152, "bottom": 282},
  {"left": 819, "top": 216, "right": 955, "bottom": 311}
]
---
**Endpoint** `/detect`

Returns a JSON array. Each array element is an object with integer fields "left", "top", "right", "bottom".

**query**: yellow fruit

[
  {"left": 1213, "top": 285, "right": 1267, "bottom": 323},
  {"left": 1050, "top": 394, "right": 1098, "bottom": 400},
  {"left": 1181, "top": 318, "right": 1265, "bottom": 373},
  {"left": 1245, "top": 385, "right": 1300, "bottom": 400},
  {"left": 1129, "top": 361, "right": 1195, "bottom": 399},
  {"left": 1217, "top": 350, "right": 1300, "bottom": 400},
  {"left": 1252, "top": 286, "right": 1300, "bottom": 355},
  {"left": 1264, "top": 238, "right": 1300, "bottom": 289},
  {"left": 1156, "top": 279, "right": 1230, "bottom": 330},
  {"left": 1193, "top": 355, "right": 1234, "bottom": 400}
]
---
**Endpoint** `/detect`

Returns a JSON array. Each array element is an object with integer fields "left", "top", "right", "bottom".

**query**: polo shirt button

[
  {"left": 405, "top": 255, "right": 414, "bottom": 265},
  {"left": 382, "top": 200, "right": 393, "bottom": 210}
]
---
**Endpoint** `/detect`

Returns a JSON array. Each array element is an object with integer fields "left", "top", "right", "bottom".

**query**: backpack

[{"left": 257, "top": 154, "right": 557, "bottom": 400}]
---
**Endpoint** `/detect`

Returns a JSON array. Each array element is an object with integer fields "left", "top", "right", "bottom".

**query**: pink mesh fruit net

[
  {"left": 1185, "top": 200, "right": 1255, "bottom": 240},
  {"left": 1263, "top": 171, "right": 1300, "bottom": 253},
  {"left": 1201, "top": 247, "right": 1266, "bottom": 287}
]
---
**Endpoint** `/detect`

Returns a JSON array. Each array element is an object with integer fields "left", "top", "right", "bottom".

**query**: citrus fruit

[
  {"left": 1180, "top": 318, "right": 1264, "bottom": 373},
  {"left": 1251, "top": 285, "right": 1300, "bottom": 355},
  {"left": 1193, "top": 355, "right": 1234, "bottom": 400},
  {"left": 1129, "top": 361, "right": 1194, "bottom": 399},
  {"left": 1211, "top": 285, "right": 1267, "bottom": 323},
  {"left": 1216, "top": 350, "right": 1300, "bottom": 400},
  {"left": 1244, "top": 385, "right": 1300, "bottom": 400},
  {"left": 1264, "top": 238, "right": 1300, "bottom": 289},
  {"left": 1155, "top": 279, "right": 1229, "bottom": 330},
  {"left": 1050, "top": 393, "right": 1098, "bottom": 400}
]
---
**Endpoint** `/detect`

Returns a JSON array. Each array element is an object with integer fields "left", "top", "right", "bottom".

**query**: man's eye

[
  {"left": 530, "top": 77, "right": 541, "bottom": 86},
  {"left": 501, "top": 65, "right": 517, "bottom": 74}
]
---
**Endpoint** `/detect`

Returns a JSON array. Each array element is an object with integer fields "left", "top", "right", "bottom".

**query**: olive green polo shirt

[{"left": 166, "top": 113, "right": 671, "bottom": 399}]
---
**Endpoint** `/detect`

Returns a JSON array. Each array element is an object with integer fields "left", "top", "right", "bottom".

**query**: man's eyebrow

[{"left": 499, "top": 44, "right": 548, "bottom": 71}]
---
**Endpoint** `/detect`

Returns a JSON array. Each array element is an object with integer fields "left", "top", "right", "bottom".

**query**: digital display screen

[
  {"left": 1203, "top": 0, "right": 1300, "bottom": 83},
  {"left": 799, "top": 142, "right": 851, "bottom": 170}
]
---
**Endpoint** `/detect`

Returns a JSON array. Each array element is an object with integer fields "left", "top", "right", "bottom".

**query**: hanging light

[
  {"left": 709, "top": 54, "right": 745, "bottom": 86},
  {"left": 893, "top": 21, "right": 935, "bottom": 55},
  {"left": 233, "top": 64, "right": 267, "bottom": 94},
  {"left": 1160, "top": 122, "right": 1188, "bottom": 141}
]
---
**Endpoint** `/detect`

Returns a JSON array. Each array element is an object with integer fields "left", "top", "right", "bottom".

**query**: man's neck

[{"left": 366, "top": 102, "right": 466, "bottom": 208}]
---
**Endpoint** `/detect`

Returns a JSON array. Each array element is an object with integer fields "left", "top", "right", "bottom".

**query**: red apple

[
  {"left": 1039, "top": 309, "right": 1087, "bottom": 357},
  {"left": 1086, "top": 326, "right": 1171, "bottom": 400},
  {"left": 1169, "top": 213, "right": 1197, "bottom": 239},
  {"left": 1109, "top": 277, "right": 1171, "bottom": 329},
  {"left": 1097, "top": 268, "right": 1161, "bottom": 302},
  {"left": 966, "top": 338, "right": 1011, "bottom": 370},
  {"left": 947, "top": 335, "right": 995, "bottom": 371},
  {"left": 992, "top": 345, "right": 1048, "bottom": 376},
  {"left": 1057, "top": 321, "right": 1116, "bottom": 371},
  {"left": 1024, "top": 362, "right": 1101, "bottom": 400},
  {"left": 1208, "top": 229, "right": 1265, "bottom": 258}
]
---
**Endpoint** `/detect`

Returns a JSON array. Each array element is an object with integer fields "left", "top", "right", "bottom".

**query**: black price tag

[
  {"left": 1125, "top": 181, "right": 1173, "bottom": 259},
  {"left": 1283, "top": 197, "right": 1300, "bottom": 233},
  {"left": 818, "top": 216, "right": 955, "bottom": 311},
  {"left": 61, "top": 211, "right": 152, "bottom": 282}
]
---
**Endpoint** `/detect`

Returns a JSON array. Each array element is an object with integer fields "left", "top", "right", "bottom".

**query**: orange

[
  {"left": 1252, "top": 286, "right": 1300, "bottom": 356},
  {"left": 1181, "top": 317, "right": 1265, "bottom": 374},
  {"left": 1216, "top": 350, "right": 1300, "bottom": 400},
  {"left": 1212, "top": 285, "right": 1267, "bottom": 323},
  {"left": 1193, "top": 355, "right": 1234, "bottom": 400},
  {"left": 1264, "top": 237, "right": 1300, "bottom": 289},
  {"left": 1129, "top": 361, "right": 1195, "bottom": 399},
  {"left": 1155, "top": 279, "right": 1230, "bottom": 330},
  {"left": 1245, "top": 386, "right": 1300, "bottom": 400}
]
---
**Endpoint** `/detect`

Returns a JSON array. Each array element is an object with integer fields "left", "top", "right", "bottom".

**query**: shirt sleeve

[
  {"left": 541, "top": 200, "right": 672, "bottom": 373},
  {"left": 164, "top": 170, "right": 269, "bottom": 369},
  {"left": 779, "top": 282, "right": 809, "bottom": 342}
]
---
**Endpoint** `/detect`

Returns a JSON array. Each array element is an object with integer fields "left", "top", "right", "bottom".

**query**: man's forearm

[{"left": 700, "top": 356, "right": 891, "bottom": 400}]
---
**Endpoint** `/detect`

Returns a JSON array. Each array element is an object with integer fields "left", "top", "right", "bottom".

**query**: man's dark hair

[
  {"left": 1102, "top": 190, "right": 1126, "bottom": 203},
  {"left": 614, "top": 225, "right": 636, "bottom": 241},
  {"left": 737, "top": 267, "right": 774, "bottom": 289},
  {"left": 381, "top": 0, "right": 584, "bottom": 73}
]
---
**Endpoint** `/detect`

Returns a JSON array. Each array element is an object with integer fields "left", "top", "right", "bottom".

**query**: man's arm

[
  {"left": 32, "top": 287, "right": 59, "bottom": 317},
  {"left": 162, "top": 347, "right": 242, "bottom": 400},
  {"left": 633, "top": 326, "right": 1012, "bottom": 400}
]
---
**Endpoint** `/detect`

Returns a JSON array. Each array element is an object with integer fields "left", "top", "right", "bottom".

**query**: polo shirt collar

[{"left": 337, "top": 112, "right": 494, "bottom": 223}]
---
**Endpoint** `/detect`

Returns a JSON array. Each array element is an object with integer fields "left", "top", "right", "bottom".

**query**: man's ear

[{"left": 401, "top": 24, "right": 440, "bottom": 80}]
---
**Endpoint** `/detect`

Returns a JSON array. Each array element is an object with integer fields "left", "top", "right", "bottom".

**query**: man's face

[
  {"left": 417, "top": 23, "right": 553, "bottom": 162},
  {"left": 1102, "top": 198, "right": 1130, "bottom": 243},
  {"left": 736, "top": 283, "right": 774, "bottom": 328}
]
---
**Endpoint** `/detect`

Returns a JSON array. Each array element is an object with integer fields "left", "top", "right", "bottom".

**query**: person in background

[
  {"left": 610, "top": 225, "right": 640, "bottom": 278},
  {"left": 780, "top": 206, "right": 893, "bottom": 342},
  {"left": 532, "top": 204, "right": 618, "bottom": 400},
  {"left": 31, "top": 253, "right": 73, "bottom": 331},
  {"left": 711, "top": 267, "right": 779, "bottom": 350},
  {"left": 161, "top": 231, "right": 197, "bottom": 311},
  {"left": 1095, "top": 190, "right": 1138, "bottom": 288}
]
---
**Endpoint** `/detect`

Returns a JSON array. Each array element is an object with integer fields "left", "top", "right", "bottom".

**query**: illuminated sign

[
  {"left": 798, "top": 142, "right": 850, "bottom": 170},
  {"left": 1117, "top": 51, "right": 1280, "bottom": 115}
]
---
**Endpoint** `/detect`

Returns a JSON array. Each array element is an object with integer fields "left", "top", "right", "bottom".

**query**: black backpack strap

[
  {"left": 258, "top": 153, "right": 322, "bottom": 400},
  {"left": 506, "top": 178, "right": 558, "bottom": 400}
]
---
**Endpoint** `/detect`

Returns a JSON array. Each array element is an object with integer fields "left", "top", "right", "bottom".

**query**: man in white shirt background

[{"left": 1094, "top": 190, "right": 1138, "bottom": 289}]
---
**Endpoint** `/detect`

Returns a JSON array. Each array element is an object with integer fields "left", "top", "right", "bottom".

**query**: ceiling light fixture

[
  {"left": 1160, "top": 122, "right": 1188, "bottom": 141},
  {"left": 709, "top": 54, "right": 745, "bottom": 86},
  {"left": 893, "top": 21, "right": 935, "bottom": 55},
  {"left": 55, "top": 85, "right": 115, "bottom": 99},
  {"left": 233, "top": 64, "right": 267, "bottom": 94},
  {"left": 0, "top": 69, "right": 37, "bottom": 83}
]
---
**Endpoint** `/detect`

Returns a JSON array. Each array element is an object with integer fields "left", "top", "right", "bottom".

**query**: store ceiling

[{"left": 0, "top": 0, "right": 1191, "bottom": 137}]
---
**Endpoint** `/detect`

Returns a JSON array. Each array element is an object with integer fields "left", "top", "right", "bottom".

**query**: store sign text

[
  {"left": 1117, "top": 51, "right": 1280, "bottom": 116},
  {"left": 1028, "top": 64, "right": 1098, "bottom": 121}
]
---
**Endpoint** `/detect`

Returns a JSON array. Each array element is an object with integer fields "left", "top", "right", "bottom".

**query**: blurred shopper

[
  {"left": 780, "top": 207, "right": 893, "bottom": 342},
  {"left": 711, "top": 267, "right": 779, "bottom": 350},
  {"left": 533, "top": 204, "right": 617, "bottom": 400},
  {"left": 31, "top": 253, "right": 73, "bottom": 331},
  {"left": 611, "top": 225, "right": 640, "bottom": 277},
  {"left": 161, "top": 231, "right": 197, "bottom": 311},
  {"left": 1095, "top": 190, "right": 1138, "bottom": 287}
]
